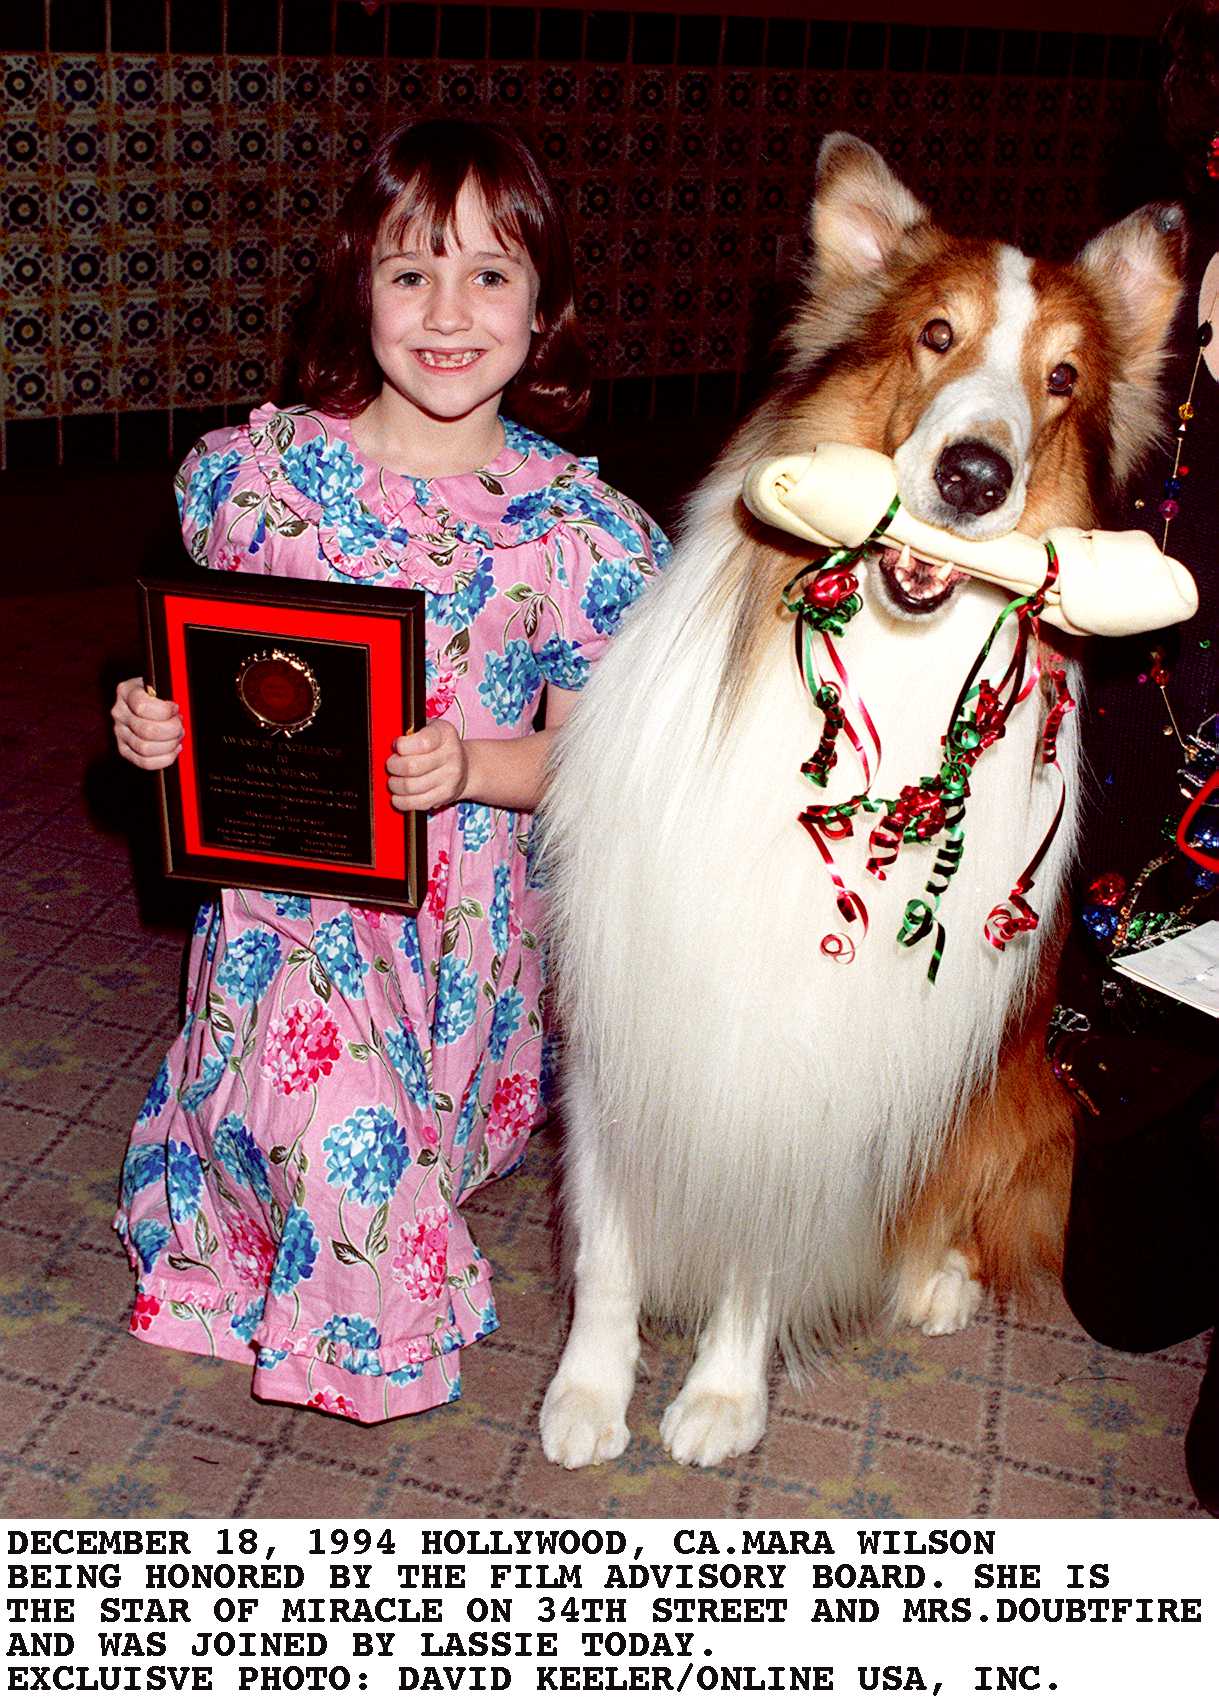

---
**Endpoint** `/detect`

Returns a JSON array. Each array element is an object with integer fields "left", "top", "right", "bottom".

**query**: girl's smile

[{"left": 413, "top": 348, "right": 486, "bottom": 370}]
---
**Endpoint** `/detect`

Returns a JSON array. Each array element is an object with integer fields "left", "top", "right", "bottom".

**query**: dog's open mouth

[{"left": 876, "top": 545, "right": 968, "bottom": 614}]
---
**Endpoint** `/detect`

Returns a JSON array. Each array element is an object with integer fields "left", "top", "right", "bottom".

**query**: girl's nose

[{"left": 423, "top": 279, "right": 473, "bottom": 335}]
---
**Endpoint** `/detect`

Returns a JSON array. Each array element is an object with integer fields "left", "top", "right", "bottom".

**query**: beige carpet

[{"left": 0, "top": 572, "right": 1208, "bottom": 1520}]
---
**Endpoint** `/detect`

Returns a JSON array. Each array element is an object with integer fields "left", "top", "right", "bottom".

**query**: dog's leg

[
  {"left": 540, "top": 1078, "right": 640, "bottom": 1469},
  {"left": 660, "top": 1291, "right": 770, "bottom": 1467},
  {"left": 893, "top": 1244, "right": 984, "bottom": 1337},
  {"left": 891, "top": 956, "right": 1072, "bottom": 1336}
]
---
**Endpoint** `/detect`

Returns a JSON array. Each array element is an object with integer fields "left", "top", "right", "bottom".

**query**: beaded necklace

[
  {"left": 1132, "top": 310, "right": 1214, "bottom": 761},
  {"left": 1078, "top": 268, "right": 1219, "bottom": 944}
]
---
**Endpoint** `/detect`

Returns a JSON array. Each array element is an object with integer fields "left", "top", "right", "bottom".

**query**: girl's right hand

[{"left": 112, "top": 677, "right": 184, "bottom": 770}]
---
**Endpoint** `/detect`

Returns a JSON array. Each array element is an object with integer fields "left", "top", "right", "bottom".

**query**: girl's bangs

[{"left": 380, "top": 167, "right": 531, "bottom": 259}]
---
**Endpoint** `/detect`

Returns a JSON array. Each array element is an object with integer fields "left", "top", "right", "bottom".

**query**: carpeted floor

[{"left": 0, "top": 460, "right": 1210, "bottom": 1520}]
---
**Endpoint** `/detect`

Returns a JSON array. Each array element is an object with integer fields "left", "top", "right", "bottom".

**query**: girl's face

[{"left": 369, "top": 180, "right": 541, "bottom": 432}]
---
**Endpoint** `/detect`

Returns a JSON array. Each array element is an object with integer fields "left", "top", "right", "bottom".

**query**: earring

[{"left": 1207, "top": 130, "right": 1219, "bottom": 180}]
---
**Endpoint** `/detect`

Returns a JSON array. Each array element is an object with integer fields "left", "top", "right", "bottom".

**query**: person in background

[{"left": 1049, "top": 1, "right": 1219, "bottom": 1515}]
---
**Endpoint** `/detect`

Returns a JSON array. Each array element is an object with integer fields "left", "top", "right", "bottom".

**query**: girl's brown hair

[{"left": 299, "top": 118, "right": 589, "bottom": 436}]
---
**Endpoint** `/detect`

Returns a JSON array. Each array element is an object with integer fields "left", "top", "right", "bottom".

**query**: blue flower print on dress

[
  {"left": 183, "top": 448, "right": 241, "bottom": 525},
  {"left": 316, "top": 1313, "right": 383, "bottom": 1376},
  {"left": 490, "top": 863, "right": 512, "bottom": 956},
  {"left": 166, "top": 1142, "right": 204, "bottom": 1222},
  {"left": 323, "top": 1105, "right": 410, "bottom": 1206},
  {"left": 121, "top": 1142, "right": 166, "bottom": 1208},
  {"left": 230, "top": 1296, "right": 265, "bottom": 1344},
  {"left": 282, "top": 435, "right": 363, "bottom": 515},
  {"left": 488, "top": 987, "right": 523, "bottom": 1062},
  {"left": 501, "top": 487, "right": 558, "bottom": 542},
  {"left": 474, "top": 1299, "right": 499, "bottom": 1341},
  {"left": 398, "top": 916, "right": 423, "bottom": 976},
  {"left": 384, "top": 1022, "right": 431, "bottom": 1110},
  {"left": 455, "top": 1063, "right": 484, "bottom": 1147},
  {"left": 256, "top": 1346, "right": 289, "bottom": 1369},
  {"left": 313, "top": 913, "right": 369, "bottom": 1000},
  {"left": 426, "top": 560, "right": 495, "bottom": 631},
  {"left": 179, "top": 1035, "right": 232, "bottom": 1112},
  {"left": 387, "top": 1361, "right": 424, "bottom": 1386},
  {"left": 457, "top": 802, "right": 493, "bottom": 852},
  {"left": 525, "top": 819, "right": 548, "bottom": 892},
  {"left": 478, "top": 639, "right": 542, "bottom": 727},
  {"left": 434, "top": 953, "right": 478, "bottom": 1045},
  {"left": 555, "top": 483, "right": 645, "bottom": 555},
  {"left": 503, "top": 418, "right": 570, "bottom": 462},
  {"left": 263, "top": 891, "right": 312, "bottom": 921},
  {"left": 216, "top": 928, "right": 282, "bottom": 1006},
  {"left": 535, "top": 634, "right": 590, "bottom": 690},
  {"left": 580, "top": 556, "right": 645, "bottom": 637},
  {"left": 191, "top": 902, "right": 221, "bottom": 962},
  {"left": 136, "top": 1060, "right": 170, "bottom": 1126},
  {"left": 212, "top": 1114, "right": 273, "bottom": 1205},
  {"left": 270, "top": 1206, "right": 319, "bottom": 1295},
  {"left": 130, "top": 1218, "right": 171, "bottom": 1275}
]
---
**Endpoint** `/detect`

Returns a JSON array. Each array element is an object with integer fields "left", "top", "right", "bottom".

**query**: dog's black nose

[{"left": 934, "top": 440, "right": 1012, "bottom": 517}]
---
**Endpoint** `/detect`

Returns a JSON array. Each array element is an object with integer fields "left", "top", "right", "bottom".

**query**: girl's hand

[
  {"left": 387, "top": 721, "right": 469, "bottom": 813},
  {"left": 112, "top": 677, "right": 184, "bottom": 770}
]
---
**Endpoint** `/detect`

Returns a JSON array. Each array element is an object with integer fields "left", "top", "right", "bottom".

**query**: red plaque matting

[{"left": 139, "top": 570, "right": 427, "bottom": 910}]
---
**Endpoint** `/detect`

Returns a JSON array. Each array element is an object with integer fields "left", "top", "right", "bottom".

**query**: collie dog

[{"left": 541, "top": 135, "right": 1185, "bottom": 1468}]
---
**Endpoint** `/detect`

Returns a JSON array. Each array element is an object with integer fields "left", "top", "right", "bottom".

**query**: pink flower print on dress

[
  {"left": 225, "top": 1211, "right": 276, "bottom": 1288},
  {"left": 130, "top": 1294, "right": 161, "bottom": 1332},
  {"left": 350, "top": 907, "right": 385, "bottom": 929},
  {"left": 260, "top": 997, "right": 342, "bottom": 1097},
  {"left": 306, "top": 1388, "right": 362, "bottom": 1420},
  {"left": 426, "top": 849, "right": 451, "bottom": 923},
  {"left": 214, "top": 546, "right": 244, "bottom": 572},
  {"left": 486, "top": 1073, "right": 540, "bottom": 1151},
  {"left": 391, "top": 1204, "right": 450, "bottom": 1303},
  {"left": 426, "top": 668, "right": 459, "bottom": 721}
]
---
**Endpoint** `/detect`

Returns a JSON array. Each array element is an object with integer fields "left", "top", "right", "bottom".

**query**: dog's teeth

[{"left": 897, "top": 542, "right": 912, "bottom": 570}]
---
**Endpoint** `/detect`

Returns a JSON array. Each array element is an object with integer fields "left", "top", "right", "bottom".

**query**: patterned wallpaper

[{"left": 0, "top": 2, "right": 1159, "bottom": 469}]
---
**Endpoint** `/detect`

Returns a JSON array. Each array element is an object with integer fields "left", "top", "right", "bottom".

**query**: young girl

[{"left": 110, "top": 118, "right": 669, "bottom": 1423}]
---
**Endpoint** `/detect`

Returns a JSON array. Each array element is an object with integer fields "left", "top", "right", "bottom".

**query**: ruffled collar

[{"left": 244, "top": 402, "right": 598, "bottom": 589}]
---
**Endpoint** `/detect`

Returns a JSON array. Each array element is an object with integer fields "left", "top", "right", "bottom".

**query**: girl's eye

[
  {"left": 476, "top": 269, "right": 508, "bottom": 287},
  {"left": 919, "top": 318, "right": 953, "bottom": 354},
  {"left": 392, "top": 270, "right": 425, "bottom": 287},
  {"left": 1048, "top": 362, "right": 1077, "bottom": 397}
]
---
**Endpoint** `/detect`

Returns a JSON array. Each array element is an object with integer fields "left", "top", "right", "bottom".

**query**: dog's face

[{"left": 780, "top": 135, "right": 1186, "bottom": 621}]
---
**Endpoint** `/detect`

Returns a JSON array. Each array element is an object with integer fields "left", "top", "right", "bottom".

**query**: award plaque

[{"left": 139, "top": 570, "right": 427, "bottom": 910}]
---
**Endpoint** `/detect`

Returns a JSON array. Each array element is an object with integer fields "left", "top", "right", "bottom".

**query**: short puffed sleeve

[
  {"left": 530, "top": 476, "right": 671, "bottom": 690},
  {"left": 175, "top": 423, "right": 275, "bottom": 574}
]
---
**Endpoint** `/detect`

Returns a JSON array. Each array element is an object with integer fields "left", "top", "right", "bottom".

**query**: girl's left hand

[{"left": 386, "top": 721, "right": 469, "bottom": 813}]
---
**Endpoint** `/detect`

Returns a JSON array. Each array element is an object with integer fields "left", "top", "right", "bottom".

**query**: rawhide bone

[{"left": 742, "top": 442, "right": 1198, "bottom": 638}]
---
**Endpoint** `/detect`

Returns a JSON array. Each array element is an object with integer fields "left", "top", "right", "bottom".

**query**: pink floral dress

[{"left": 115, "top": 403, "right": 668, "bottom": 1423}]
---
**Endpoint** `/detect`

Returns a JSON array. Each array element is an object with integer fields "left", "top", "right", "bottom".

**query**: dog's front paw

[
  {"left": 540, "top": 1380, "right": 630, "bottom": 1469},
  {"left": 660, "top": 1386, "right": 767, "bottom": 1467},
  {"left": 897, "top": 1249, "right": 983, "bottom": 1337}
]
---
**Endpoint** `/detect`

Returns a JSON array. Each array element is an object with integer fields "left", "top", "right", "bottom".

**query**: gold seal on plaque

[{"left": 236, "top": 648, "right": 320, "bottom": 736}]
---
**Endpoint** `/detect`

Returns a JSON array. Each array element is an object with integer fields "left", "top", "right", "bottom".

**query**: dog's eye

[
  {"left": 1048, "top": 362, "right": 1077, "bottom": 397},
  {"left": 919, "top": 319, "right": 953, "bottom": 353}
]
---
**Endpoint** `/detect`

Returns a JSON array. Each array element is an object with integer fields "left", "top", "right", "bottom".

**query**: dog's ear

[
  {"left": 1076, "top": 203, "right": 1187, "bottom": 483},
  {"left": 809, "top": 133, "right": 929, "bottom": 282},
  {"left": 1077, "top": 203, "right": 1187, "bottom": 366}
]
